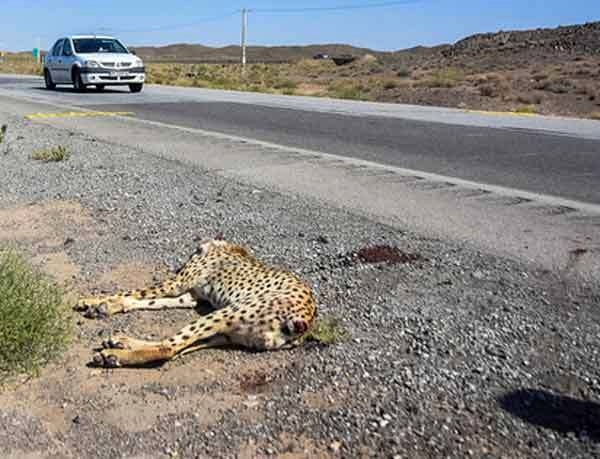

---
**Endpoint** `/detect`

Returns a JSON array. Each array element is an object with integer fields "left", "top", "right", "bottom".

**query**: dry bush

[
  {"left": 517, "top": 93, "right": 542, "bottom": 105},
  {"left": 535, "top": 77, "right": 573, "bottom": 94},
  {"left": 327, "top": 80, "right": 367, "bottom": 100},
  {"left": 531, "top": 72, "right": 549, "bottom": 82},
  {"left": 478, "top": 75, "right": 511, "bottom": 98},
  {"left": 417, "top": 68, "right": 465, "bottom": 88},
  {"left": 479, "top": 84, "right": 497, "bottom": 97}
]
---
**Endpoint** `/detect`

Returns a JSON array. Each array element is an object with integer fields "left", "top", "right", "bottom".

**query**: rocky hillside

[{"left": 443, "top": 21, "right": 600, "bottom": 58}]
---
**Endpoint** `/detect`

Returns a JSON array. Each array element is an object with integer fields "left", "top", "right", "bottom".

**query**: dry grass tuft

[
  {"left": 32, "top": 146, "right": 70, "bottom": 162},
  {"left": 301, "top": 316, "right": 350, "bottom": 345}
]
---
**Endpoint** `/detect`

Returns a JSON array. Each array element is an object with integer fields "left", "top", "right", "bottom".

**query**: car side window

[
  {"left": 50, "top": 40, "right": 61, "bottom": 56},
  {"left": 53, "top": 39, "right": 64, "bottom": 57},
  {"left": 62, "top": 39, "right": 73, "bottom": 56}
]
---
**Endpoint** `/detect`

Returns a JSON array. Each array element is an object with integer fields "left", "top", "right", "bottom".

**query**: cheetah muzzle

[{"left": 75, "top": 239, "right": 317, "bottom": 368}]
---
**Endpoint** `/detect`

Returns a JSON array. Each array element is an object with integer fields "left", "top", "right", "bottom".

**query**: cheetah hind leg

[{"left": 75, "top": 292, "right": 197, "bottom": 319}]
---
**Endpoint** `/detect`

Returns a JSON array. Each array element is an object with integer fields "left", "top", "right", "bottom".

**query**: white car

[{"left": 44, "top": 35, "right": 145, "bottom": 93}]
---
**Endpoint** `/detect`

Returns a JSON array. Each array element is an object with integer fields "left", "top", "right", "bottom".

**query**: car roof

[{"left": 69, "top": 35, "right": 117, "bottom": 40}]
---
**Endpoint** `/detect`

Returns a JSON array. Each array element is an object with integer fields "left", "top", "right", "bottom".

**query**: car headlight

[
  {"left": 83, "top": 60, "right": 99, "bottom": 68},
  {"left": 134, "top": 59, "right": 143, "bottom": 67}
]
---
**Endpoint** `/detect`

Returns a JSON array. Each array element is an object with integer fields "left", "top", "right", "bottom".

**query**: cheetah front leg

[
  {"left": 94, "top": 334, "right": 230, "bottom": 367},
  {"left": 92, "top": 309, "right": 234, "bottom": 367}
]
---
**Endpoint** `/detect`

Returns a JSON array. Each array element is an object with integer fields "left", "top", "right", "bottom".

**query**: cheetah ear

[
  {"left": 214, "top": 232, "right": 225, "bottom": 241},
  {"left": 195, "top": 238, "right": 214, "bottom": 254}
]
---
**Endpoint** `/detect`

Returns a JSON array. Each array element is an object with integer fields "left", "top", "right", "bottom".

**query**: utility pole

[{"left": 241, "top": 8, "right": 248, "bottom": 74}]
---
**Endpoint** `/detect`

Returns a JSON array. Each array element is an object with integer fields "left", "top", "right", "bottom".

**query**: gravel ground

[{"left": 0, "top": 113, "right": 599, "bottom": 459}]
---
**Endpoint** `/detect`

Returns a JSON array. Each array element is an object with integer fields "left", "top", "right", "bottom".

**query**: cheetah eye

[
  {"left": 281, "top": 320, "right": 308, "bottom": 335},
  {"left": 281, "top": 320, "right": 295, "bottom": 335}
]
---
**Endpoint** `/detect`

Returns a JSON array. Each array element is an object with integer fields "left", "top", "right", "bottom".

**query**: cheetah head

[{"left": 195, "top": 238, "right": 254, "bottom": 260}]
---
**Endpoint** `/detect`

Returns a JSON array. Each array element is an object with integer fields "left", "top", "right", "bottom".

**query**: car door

[
  {"left": 60, "top": 38, "right": 77, "bottom": 83},
  {"left": 46, "top": 39, "right": 63, "bottom": 82}
]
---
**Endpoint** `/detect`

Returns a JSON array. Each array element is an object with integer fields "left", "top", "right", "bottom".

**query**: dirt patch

[
  {"left": 32, "top": 251, "right": 80, "bottom": 285},
  {"left": 0, "top": 200, "right": 96, "bottom": 248},
  {"left": 294, "top": 83, "right": 327, "bottom": 96},
  {"left": 102, "top": 391, "right": 242, "bottom": 433},
  {"left": 96, "top": 262, "right": 168, "bottom": 292},
  {"left": 302, "top": 389, "right": 346, "bottom": 411}
]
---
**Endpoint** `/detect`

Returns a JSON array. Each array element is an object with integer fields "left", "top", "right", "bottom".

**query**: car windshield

[{"left": 72, "top": 38, "right": 128, "bottom": 54}]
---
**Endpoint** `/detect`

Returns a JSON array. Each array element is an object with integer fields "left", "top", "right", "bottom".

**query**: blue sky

[{"left": 1, "top": 0, "right": 598, "bottom": 52}]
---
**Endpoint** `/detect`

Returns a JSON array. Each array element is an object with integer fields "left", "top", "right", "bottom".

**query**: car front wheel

[
  {"left": 72, "top": 68, "right": 86, "bottom": 92},
  {"left": 129, "top": 83, "right": 143, "bottom": 93},
  {"left": 44, "top": 69, "right": 56, "bottom": 90}
]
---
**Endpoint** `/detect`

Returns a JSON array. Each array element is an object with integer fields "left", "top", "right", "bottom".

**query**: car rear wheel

[
  {"left": 72, "top": 68, "right": 86, "bottom": 92},
  {"left": 129, "top": 83, "right": 143, "bottom": 93},
  {"left": 44, "top": 69, "right": 56, "bottom": 90}
]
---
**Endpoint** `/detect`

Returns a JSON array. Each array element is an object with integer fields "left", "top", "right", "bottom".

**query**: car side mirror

[{"left": 130, "top": 50, "right": 137, "bottom": 55}]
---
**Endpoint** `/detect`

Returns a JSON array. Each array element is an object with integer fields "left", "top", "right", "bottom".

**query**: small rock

[
  {"left": 329, "top": 441, "right": 342, "bottom": 452},
  {"left": 472, "top": 270, "right": 484, "bottom": 280}
]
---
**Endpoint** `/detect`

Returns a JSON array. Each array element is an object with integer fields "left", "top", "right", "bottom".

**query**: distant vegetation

[
  {"left": 2, "top": 21, "right": 600, "bottom": 119},
  {"left": 0, "top": 55, "right": 43, "bottom": 76}
]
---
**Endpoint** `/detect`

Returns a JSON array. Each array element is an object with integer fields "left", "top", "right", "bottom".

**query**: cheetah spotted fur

[{"left": 75, "top": 239, "right": 317, "bottom": 367}]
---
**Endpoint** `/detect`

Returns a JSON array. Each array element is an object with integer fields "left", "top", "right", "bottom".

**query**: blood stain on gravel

[{"left": 353, "top": 245, "right": 423, "bottom": 265}]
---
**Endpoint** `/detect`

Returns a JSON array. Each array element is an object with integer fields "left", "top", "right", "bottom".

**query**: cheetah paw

[
  {"left": 78, "top": 302, "right": 110, "bottom": 319},
  {"left": 92, "top": 349, "right": 123, "bottom": 368},
  {"left": 101, "top": 335, "right": 128, "bottom": 350}
]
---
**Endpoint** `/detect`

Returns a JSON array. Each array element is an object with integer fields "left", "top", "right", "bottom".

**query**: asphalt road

[{"left": 2, "top": 75, "right": 600, "bottom": 204}]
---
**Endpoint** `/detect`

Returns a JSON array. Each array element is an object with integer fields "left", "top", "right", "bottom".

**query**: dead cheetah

[{"left": 75, "top": 239, "right": 317, "bottom": 368}]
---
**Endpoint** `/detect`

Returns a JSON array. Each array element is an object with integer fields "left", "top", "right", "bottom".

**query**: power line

[
  {"left": 98, "top": 10, "right": 239, "bottom": 35},
  {"left": 32, "top": 2, "right": 422, "bottom": 42},
  {"left": 253, "top": 0, "right": 421, "bottom": 14}
]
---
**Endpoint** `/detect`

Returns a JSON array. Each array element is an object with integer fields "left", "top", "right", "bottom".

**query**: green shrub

[
  {"left": 0, "top": 248, "right": 72, "bottom": 381},
  {"left": 301, "top": 316, "right": 350, "bottom": 345},
  {"left": 396, "top": 67, "right": 411, "bottom": 78}
]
